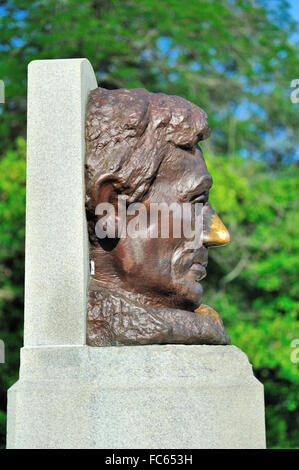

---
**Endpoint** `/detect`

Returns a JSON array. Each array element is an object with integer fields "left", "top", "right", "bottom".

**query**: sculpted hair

[{"left": 85, "top": 87, "right": 210, "bottom": 211}]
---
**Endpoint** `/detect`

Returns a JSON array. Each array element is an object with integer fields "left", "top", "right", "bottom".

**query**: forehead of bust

[
  {"left": 148, "top": 143, "right": 213, "bottom": 203},
  {"left": 85, "top": 87, "right": 211, "bottom": 204}
]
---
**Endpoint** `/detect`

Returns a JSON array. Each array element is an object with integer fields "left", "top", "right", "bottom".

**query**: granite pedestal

[{"left": 8, "top": 344, "right": 266, "bottom": 449}]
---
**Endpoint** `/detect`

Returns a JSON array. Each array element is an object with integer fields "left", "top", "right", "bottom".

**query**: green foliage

[
  {"left": 0, "top": 0, "right": 299, "bottom": 164},
  {"left": 203, "top": 153, "right": 299, "bottom": 448},
  {"left": 0, "top": 0, "right": 298, "bottom": 449},
  {"left": 0, "top": 138, "right": 26, "bottom": 448}
]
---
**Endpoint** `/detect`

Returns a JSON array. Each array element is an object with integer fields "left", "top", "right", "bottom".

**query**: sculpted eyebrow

[
  {"left": 183, "top": 175, "right": 213, "bottom": 200},
  {"left": 177, "top": 137, "right": 204, "bottom": 150}
]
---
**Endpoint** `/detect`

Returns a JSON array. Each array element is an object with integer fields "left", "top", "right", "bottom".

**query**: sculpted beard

[{"left": 169, "top": 246, "right": 207, "bottom": 311}]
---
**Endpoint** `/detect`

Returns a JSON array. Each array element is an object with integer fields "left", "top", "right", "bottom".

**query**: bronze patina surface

[{"left": 85, "top": 87, "right": 230, "bottom": 346}]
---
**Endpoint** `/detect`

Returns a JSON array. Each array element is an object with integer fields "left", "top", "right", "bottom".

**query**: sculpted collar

[{"left": 87, "top": 280, "right": 230, "bottom": 347}]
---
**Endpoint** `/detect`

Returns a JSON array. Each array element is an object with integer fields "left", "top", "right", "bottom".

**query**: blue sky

[{"left": 289, "top": 0, "right": 299, "bottom": 21}]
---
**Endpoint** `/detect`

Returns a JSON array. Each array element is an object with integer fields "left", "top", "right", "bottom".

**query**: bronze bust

[{"left": 85, "top": 87, "right": 230, "bottom": 346}]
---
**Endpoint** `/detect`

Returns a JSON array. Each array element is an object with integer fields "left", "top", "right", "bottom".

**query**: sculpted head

[{"left": 85, "top": 87, "right": 230, "bottom": 346}]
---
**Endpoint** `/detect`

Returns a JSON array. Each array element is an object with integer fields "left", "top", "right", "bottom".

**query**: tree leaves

[{"left": 0, "top": 0, "right": 299, "bottom": 163}]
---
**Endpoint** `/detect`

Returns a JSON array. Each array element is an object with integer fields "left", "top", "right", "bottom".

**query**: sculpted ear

[{"left": 91, "top": 177, "right": 126, "bottom": 241}]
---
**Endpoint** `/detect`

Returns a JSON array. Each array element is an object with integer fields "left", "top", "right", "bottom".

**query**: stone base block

[{"left": 7, "top": 345, "right": 266, "bottom": 449}]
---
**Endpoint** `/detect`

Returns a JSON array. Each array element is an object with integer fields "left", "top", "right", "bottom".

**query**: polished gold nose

[{"left": 203, "top": 210, "right": 230, "bottom": 247}]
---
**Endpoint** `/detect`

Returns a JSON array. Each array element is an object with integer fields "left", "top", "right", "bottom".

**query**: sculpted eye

[
  {"left": 189, "top": 192, "right": 208, "bottom": 204},
  {"left": 177, "top": 143, "right": 194, "bottom": 152}
]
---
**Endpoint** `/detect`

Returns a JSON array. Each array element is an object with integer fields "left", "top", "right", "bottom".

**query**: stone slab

[
  {"left": 24, "top": 59, "right": 97, "bottom": 346},
  {"left": 7, "top": 344, "right": 266, "bottom": 449}
]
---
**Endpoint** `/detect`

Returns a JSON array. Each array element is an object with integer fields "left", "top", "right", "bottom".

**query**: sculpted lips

[
  {"left": 187, "top": 248, "right": 208, "bottom": 281},
  {"left": 189, "top": 263, "right": 207, "bottom": 280},
  {"left": 178, "top": 247, "right": 209, "bottom": 281}
]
